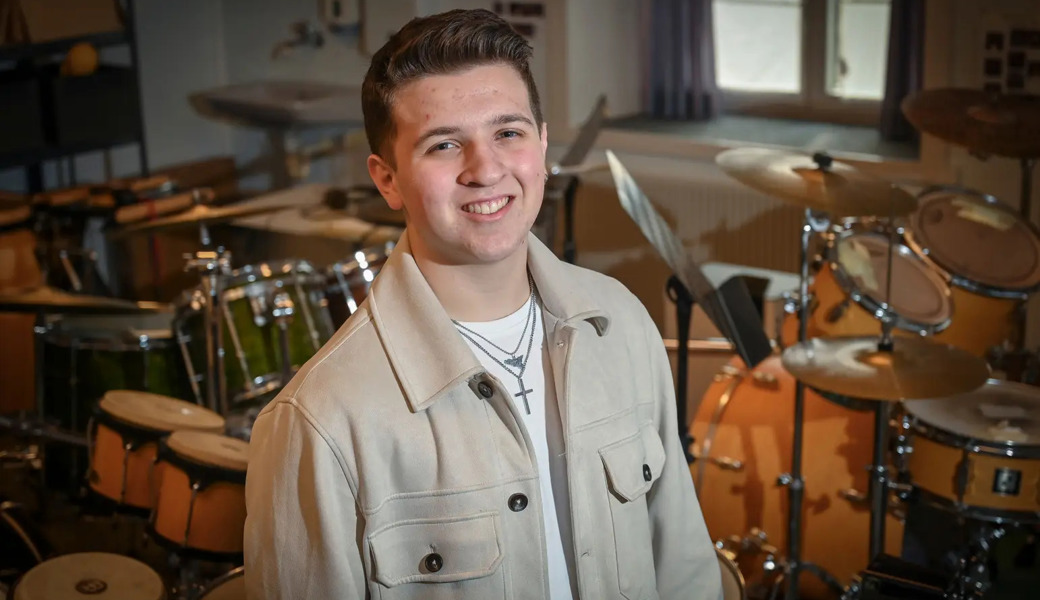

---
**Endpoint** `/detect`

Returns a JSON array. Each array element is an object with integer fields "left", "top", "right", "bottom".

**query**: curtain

[
  {"left": 644, "top": 0, "right": 719, "bottom": 121},
  {"left": 879, "top": 0, "right": 925, "bottom": 141}
]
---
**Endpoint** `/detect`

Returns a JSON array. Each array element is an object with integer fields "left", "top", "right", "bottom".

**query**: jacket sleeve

[
  {"left": 244, "top": 400, "right": 368, "bottom": 600},
  {"left": 643, "top": 314, "right": 723, "bottom": 600}
]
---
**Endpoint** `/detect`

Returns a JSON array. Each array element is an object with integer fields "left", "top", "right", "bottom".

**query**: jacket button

[
  {"left": 643, "top": 464, "right": 652, "bottom": 482},
  {"left": 508, "top": 493, "right": 528, "bottom": 512},
  {"left": 477, "top": 382, "right": 493, "bottom": 398},
  {"left": 424, "top": 552, "right": 443, "bottom": 573}
]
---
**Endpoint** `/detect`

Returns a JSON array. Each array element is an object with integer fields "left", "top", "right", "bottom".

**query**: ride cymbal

[
  {"left": 781, "top": 336, "right": 990, "bottom": 401},
  {"left": 0, "top": 286, "right": 171, "bottom": 315},
  {"left": 108, "top": 199, "right": 295, "bottom": 238},
  {"left": 716, "top": 148, "right": 917, "bottom": 217},
  {"left": 901, "top": 88, "right": 1040, "bottom": 159}
]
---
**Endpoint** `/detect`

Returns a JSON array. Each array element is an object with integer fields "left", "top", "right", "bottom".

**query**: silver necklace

[
  {"left": 452, "top": 273, "right": 535, "bottom": 363},
  {"left": 452, "top": 283, "right": 540, "bottom": 414}
]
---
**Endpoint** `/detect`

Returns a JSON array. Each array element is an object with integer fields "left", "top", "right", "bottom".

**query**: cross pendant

[{"left": 515, "top": 377, "right": 533, "bottom": 414}]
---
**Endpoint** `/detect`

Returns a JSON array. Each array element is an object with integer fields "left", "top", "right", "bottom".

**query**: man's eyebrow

[{"left": 413, "top": 114, "right": 536, "bottom": 149}]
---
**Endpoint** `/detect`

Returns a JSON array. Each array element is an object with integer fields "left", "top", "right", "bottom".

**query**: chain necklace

[
  {"left": 452, "top": 280, "right": 540, "bottom": 414},
  {"left": 452, "top": 273, "right": 535, "bottom": 362}
]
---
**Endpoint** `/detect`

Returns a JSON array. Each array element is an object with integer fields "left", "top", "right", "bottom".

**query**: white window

[{"left": 713, "top": 0, "right": 892, "bottom": 123}]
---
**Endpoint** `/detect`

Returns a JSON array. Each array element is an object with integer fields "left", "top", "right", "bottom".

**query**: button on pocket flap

[
  {"left": 369, "top": 512, "right": 504, "bottom": 587},
  {"left": 600, "top": 424, "right": 668, "bottom": 502}
]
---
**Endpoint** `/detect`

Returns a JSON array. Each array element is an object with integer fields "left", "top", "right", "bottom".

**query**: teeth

[{"left": 463, "top": 197, "right": 509, "bottom": 215}]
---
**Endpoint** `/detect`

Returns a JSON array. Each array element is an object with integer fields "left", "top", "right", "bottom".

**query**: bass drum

[{"left": 689, "top": 355, "right": 903, "bottom": 599}]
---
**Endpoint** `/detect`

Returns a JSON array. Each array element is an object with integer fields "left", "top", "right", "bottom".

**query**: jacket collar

[{"left": 368, "top": 231, "right": 609, "bottom": 412}]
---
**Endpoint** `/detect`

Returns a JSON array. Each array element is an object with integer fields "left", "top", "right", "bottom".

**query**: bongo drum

[
  {"left": 151, "top": 431, "right": 249, "bottom": 557},
  {"left": 905, "top": 186, "right": 1040, "bottom": 355},
  {"left": 9, "top": 552, "right": 165, "bottom": 600},
  {"left": 88, "top": 391, "right": 224, "bottom": 511}
]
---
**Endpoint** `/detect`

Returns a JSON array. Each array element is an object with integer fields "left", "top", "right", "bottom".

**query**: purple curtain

[
  {"left": 879, "top": 0, "right": 925, "bottom": 141},
  {"left": 644, "top": 0, "right": 719, "bottom": 121}
]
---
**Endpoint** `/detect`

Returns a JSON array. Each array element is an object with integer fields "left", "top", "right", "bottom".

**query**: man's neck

[{"left": 413, "top": 244, "right": 531, "bottom": 323}]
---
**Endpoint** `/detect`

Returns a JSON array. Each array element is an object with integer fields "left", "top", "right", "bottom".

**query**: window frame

[{"left": 715, "top": 0, "right": 888, "bottom": 126}]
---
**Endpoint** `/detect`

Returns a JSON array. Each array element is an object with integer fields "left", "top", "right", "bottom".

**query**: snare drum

[
  {"left": 9, "top": 552, "right": 165, "bottom": 600},
  {"left": 716, "top": 548, "right": 746, "bottom": 600},
  {"left": 899, "top": 379, "right": 1040, "bottom": 522},
  {"left": 325, "top": 242, "right": 394, "bottom": 328},
  {"left": 175, "top": 259, "right": 335, "bottom": 404},
  {"left": 88, "top": 391, "right": 225, "bottom": 511},
  {"left": 151, "top": 430, "right": 249, "bottom": 557},
  {"left": 197, "top": 567, "right": 245, "bottom": 600},
  {"left": 905, "top": 186, "right": 1040, "bottom": 355},
  {"left": 690, "top": 355, "right": 903, "bottom": 597},
  {"left": 780, "top": 228, "right": 952, "bottom": 347}
]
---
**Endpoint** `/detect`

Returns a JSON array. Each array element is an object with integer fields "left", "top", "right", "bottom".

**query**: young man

[{"left": 244, "top": 9, "right": 721, "bottom": 599}]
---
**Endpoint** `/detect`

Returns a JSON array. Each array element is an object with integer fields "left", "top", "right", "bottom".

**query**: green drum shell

[{"left": 175, "top": 260, "right": 334, "bottom": 404}]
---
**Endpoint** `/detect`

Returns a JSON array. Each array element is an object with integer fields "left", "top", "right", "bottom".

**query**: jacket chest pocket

[
  {"left": 599, "top": 424, "right": 667, "bottom": 600},
  {"left": 368, "top": 511, "right": 506, "bottom": 600}
]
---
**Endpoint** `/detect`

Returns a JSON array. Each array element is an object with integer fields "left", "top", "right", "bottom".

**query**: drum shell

[
  {"left": 175, "top": 263, "right": 334, "bottom": 404},
  {"left": 690, "top": 355, "right": 903, "bottom": 598},
  {"left": 88, "top": 420, "right": 164, "bottom": 510},
  {"left": 0, "top": 225, "right": 43, "bottom": 414},
  {"left": 931, "top": 286, "right": 1020, "bottom": 357},
  {"left": 151, "top": 441, "right": 247, "bottom": 557}
]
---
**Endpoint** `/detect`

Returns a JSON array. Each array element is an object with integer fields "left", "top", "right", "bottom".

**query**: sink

[{"left": 191, "top": 81, "right": 363, "bottom": 128}]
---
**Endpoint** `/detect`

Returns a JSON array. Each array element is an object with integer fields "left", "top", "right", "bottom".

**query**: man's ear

[
  {"left": 540, "top": 121, "right": 548, "bottom": 155},
  {"left": 367, "top": 154, "right": 403, "bottom": 210}
]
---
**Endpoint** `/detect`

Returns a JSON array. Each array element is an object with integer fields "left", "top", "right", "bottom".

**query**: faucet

[{"left": 272, "top": 21, "right": 325, "bottom": 59}]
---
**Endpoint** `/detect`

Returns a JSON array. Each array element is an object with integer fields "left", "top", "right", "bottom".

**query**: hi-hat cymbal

[
  {"left": 781, "top": 336, "right": 990, "bottom": 401},
  {"left": 901, "top": 88, "right": 1040, "bottom": 159},
  {"left": 108, "top": 200, "right": 295, "bottom": 238},
  {"left": 716, "top": 148, "right": 917, "bottom": 217},
  {"left": 0, "top": 286, "right": 171, "bottom": 315}
]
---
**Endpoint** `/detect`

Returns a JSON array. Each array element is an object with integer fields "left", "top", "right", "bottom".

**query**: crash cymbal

[
  {"left": 716, "top": 148, "right": 917, "bottom": 217},
  {"left": 781, "top": 336, "right": 990, "bottom": 401},
  {"left": 108, "top": 199, "right": 295, "bottom": 238},
  {"left": 305, "top": 187, "right": 405, "bottom": 227},
  {"left": 0, "top": 286, "right": 171, "bottom": 315},
  {"left": 901, "top": 88, "right": 1040, "bottom": 159}
]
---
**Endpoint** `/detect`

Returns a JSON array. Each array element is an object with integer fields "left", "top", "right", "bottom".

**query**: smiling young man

[{"left": 244, "top": 9, "right": 721, "bottom": 600}]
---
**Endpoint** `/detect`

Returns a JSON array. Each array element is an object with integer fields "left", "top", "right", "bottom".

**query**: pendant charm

[{"left": 504, "top": 356, "right": 524, "bottom": 369}]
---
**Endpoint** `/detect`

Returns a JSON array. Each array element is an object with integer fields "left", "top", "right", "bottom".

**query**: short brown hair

[{"left": 361, "top": 9, "right": 543, "bottom": 164}]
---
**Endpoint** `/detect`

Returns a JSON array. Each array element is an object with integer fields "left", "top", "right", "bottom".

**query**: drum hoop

[
  {"left": 828, "top": 230, "right": 952, "bottom": 335},
  {"left": 715, "top": 547, "right": 746, "bottom": 600},
  {"left": 330, "top": 242, "right": 395, "bottom": 276},
  {"left": 906, "top": 185, "right": 1040, "bottom": 298},
  {"left": 93, "top": 406, "right": 170, "bottom": 446},
  {"left": 911, "top": 489, "right": 1040, "bottom": 525},
  {"left": 907, "top": 416, "right": 1040, "bottom": 458},
  {"left": 157, "top": 438, "right": 248, "bottom": 487},
  {"left": 197, "top": 566, "right": 245, "bottom": 599},
  {"left": 226, "top": 259, "right": 322, "bottom": 289},
  {"left": 42, "top": 330, "right": 172, "bottom": 351}
]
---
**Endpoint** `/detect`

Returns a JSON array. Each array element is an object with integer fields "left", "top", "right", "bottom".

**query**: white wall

[{"left": 565, "top": 0, "right": 641, "bottom": 128}]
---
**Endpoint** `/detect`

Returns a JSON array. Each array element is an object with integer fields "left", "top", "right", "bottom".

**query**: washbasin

[{"left": 190, "top": 81, "right": 363, "bottom": 128}]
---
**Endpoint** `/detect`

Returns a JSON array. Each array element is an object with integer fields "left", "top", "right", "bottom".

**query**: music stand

[{"left": 605, "top": 150, "right": 773, "bottom": 458}]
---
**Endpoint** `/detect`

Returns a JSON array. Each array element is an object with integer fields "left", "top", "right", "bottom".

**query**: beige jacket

[{"left": 244, "top": 232, "right": 722, "bottom": 600}]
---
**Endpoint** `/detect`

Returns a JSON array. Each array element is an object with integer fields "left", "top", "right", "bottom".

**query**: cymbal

[
  {"left": 901, "top": 88, "right": 1040, "bottom": 159},
  {"left": 109, "top": 200, "right": 295, "bottom": 238},
  {"left": 781, "top": 336, "right": 990, "bottom": 401},
  {"left": 307, "top": 187, "right": 405, "bottom": 227},
  {"left": 715, "top": 148, "right": 917, "bottom": 217},
  {"left": 0, "top": 286, "right": 171, "bottom": 315}
]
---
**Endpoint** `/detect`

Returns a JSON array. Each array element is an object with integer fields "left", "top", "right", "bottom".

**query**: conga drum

[
  {"left": 9, "top": 552, "right": 165, "bottom": 600},
  {"left": 88, "top": 391, "right": 224, "bottom": 511},
  {"left": 151, "top": 431, "right": 249, "bottom": 558}
]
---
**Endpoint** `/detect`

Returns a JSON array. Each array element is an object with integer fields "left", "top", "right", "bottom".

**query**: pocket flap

[
  {"left": 600, "top": 424, "right": 668, "bottom": 502},
  {"left": 368, "top": 512, "right": 504, "bottom": 587}
]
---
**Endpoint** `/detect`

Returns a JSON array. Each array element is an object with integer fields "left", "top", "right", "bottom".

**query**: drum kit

[
  {"left": 0, "top": 180, "right": 400, "bottom": 598},
  {"left": 696, "top": 88, "right": 1040, "bottom": 600}
]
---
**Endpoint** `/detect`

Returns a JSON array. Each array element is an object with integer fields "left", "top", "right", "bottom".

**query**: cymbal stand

[
  {"left": 183, "top": 190, "right": 231, "bottom": 415},
  {"left": 781, "top": 205, "right": 832, "bottom": 600}
]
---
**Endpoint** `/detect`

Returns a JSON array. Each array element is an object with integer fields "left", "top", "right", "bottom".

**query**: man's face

[{"left": 368, "top": 63, "right": 548, "bottom": 267}]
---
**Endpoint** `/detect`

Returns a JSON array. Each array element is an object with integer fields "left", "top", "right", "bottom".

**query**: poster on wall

[{"left": 980, "top": 11, "right": 1040, "bottom": 95}]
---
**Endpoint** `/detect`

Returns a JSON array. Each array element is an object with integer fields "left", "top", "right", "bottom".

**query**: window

[{"left": 713, "top": 0, "right": 892, "bottom": 123}]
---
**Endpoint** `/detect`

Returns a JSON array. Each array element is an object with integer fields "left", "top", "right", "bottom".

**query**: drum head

[
  {"left": 198, "top": 567, "right": 245, "bottom": 600},
  {"left": 13, "top": 552, "right": 165, "bottom": 600},
  {"left": 904, "top": 379, "right": 1040, "bottom": 447},
  {"left": 45, "top": 313, "right": 174, "bottom": 346},
  {"left": 167, "top": 431, "right": 249, "bottom": 471},
  {"left": 716, "top": 548, "right": 746, "bottom": 600},
  {"left": 834, "top": 231, "right": 952, "bottom": 331},
  {"left": 99, "top": 390, "right": 225, "bottom": 433},
  {"left": 909, "top": 187, "right": 1040, "bottom": 293}
]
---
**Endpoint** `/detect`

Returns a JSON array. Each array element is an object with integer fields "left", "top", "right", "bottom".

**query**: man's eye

[
  {"left": 499, "top": 130, "right": 521, "bottom": 139},
  {"left": 431, "top": 141, "right": 456, "bottom": 152}
]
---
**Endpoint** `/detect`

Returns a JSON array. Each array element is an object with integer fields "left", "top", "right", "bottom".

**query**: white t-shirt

[{"left": 455, "top": 297, "right": 577, "bottom": 599}]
